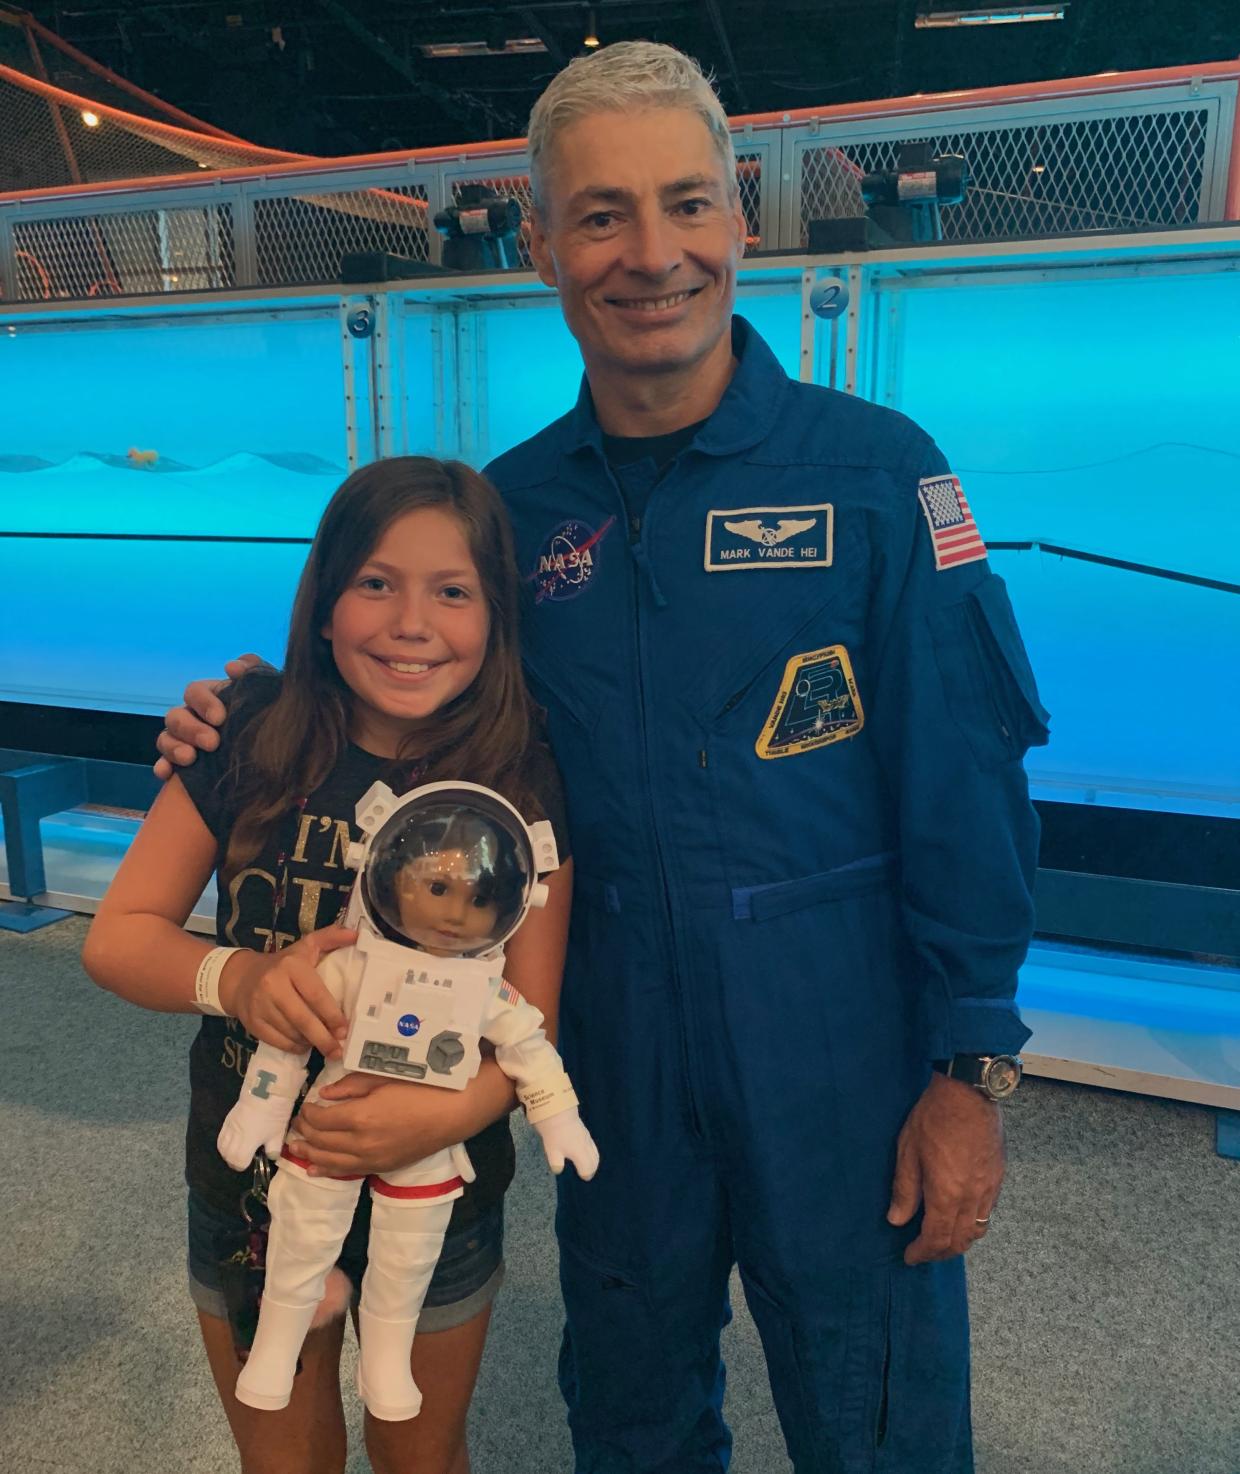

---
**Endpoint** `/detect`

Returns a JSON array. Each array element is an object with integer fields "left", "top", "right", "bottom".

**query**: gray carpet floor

[{"left": 1, "top": 917, "right": 1236, "bottom": 1473}]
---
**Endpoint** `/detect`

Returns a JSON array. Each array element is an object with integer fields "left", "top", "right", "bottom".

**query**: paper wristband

[
  {"left": 517, "top": 1072, "right": 580, "bottom": 1125},
  {"left": 194, "top": 945, "right": 240, "bottom": 1016}
]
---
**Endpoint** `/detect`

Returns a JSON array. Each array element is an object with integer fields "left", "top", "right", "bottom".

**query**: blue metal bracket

[
  {"left": 1217, "top": 1110, "right": 1240, "bottom": 1161},
  {"left": 0, "top": 759, "right": 88, "bottom": 933}
]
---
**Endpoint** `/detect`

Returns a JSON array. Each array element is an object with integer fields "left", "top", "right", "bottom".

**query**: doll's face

[{"left": 394, "top": 848, "right": 502, "bottom": 956}]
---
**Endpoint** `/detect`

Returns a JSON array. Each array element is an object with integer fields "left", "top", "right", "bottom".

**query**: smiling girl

[{"left": 82, "top": 457, "right": 572, "bottom": 1474}]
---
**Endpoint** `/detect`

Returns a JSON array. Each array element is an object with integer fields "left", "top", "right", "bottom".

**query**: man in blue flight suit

[
  {"left": 159, "top": 40, "right": 1048, "bottom": 1474},
  {"left": 502, "top": 42, "right": 1046, "bottom": 1474}
]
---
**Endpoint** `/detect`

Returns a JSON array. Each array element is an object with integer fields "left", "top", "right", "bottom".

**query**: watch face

[{"left": 983, "top": 1056, "right": 1022, "bottom": 1099}]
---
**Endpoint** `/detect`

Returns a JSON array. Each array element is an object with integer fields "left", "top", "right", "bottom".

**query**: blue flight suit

[{"left": 486, "top": 317, "right": 1049, "bottom": 1474}]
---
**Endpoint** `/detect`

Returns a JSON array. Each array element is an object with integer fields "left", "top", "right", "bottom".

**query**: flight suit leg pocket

[
  {"left": 875, "top": 1257, "right": 972, "bottom": 1473},
  {"left": 738, "top": 1262, "right": 896, "bottom": 1474},
  {"left": 929, "top": 573, "right": 1050, "bottom": 771},
  {"left": 557, "top": 1226, "right": 728, "bottom": 1467}
]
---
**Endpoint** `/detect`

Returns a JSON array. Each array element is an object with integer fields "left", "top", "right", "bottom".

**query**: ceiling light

[
  {"left": 81, "top": 110, "right": 100, "bottom": 127},
  {"left": 584, "top": 7, "right": 600, "bottom": 47},
  {"left": 421, "top": 37, "right": 546, "bottom": 57},
  {"left": 915, "top": 6, "right": 1067, "bottom": 26}
]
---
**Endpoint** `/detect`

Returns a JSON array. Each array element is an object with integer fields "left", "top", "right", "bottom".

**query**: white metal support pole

[
  {"left": 883, "top": 285, "right": 903, "bottom": 408},
  {"left": 157, "top": 210, "right": 172, "bottom": 293},
  {"left": 233, "top": 184, "right": 258, "bottom": 288},
  {"left": 340, "top": 297, "right": 360, "bottom": 471},
  {"left": 844, "top": 264, "right": 862, "bottom": 396},
  {"left": 426, "top": 165, "right": 447, "bottom": 269},
  {"left": 799, "top": 268, "right": 816, "bottom": 383},
  {"left": 373, "top": 292, "right": 393, "bottom": 459},
  {"left": 430, "top": 309, "right": 453, "bottom": 457},
  {"left": 455, "top": 309, "right": 487, "bottom": 465},
  {"left": 0, "top": 212, "right": 18, "bottom": 302}
]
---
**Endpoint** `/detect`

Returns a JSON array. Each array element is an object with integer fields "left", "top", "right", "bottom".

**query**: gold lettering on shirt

[
  {"left": 252, "top": 925, "right": 297, "bottom": 952},
  {"left": 225, "top": 866, "right": 276, "bottom": 946},
  {"left": 292, "top": 876, "right": 347, "bottom": 936},
  {"left": 323, "top": 817, "right": 354, "bottom": 871},
  {"left": 291, "top": 810, "right": 316, "bottom": 865}
]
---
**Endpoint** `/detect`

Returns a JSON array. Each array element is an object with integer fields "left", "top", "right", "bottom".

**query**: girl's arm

[
  {"left": 82, "top": 777, "right": 352, "bottom": 1058},
  {"left": 82, "top": 776, "right": 225, "bottom": 1012},
  {"left": 294, "top": 858, "right": 574, "bottom": 1176}
]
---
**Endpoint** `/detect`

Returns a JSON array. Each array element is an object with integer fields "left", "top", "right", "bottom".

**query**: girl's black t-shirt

[{"left": 178, "top": 671, "right": 570, "bottom": 1226}]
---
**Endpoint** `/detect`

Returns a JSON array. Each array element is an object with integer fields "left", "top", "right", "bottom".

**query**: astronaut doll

[{"left": 217, "top": 780, "right": 599, "bottom": 1421}]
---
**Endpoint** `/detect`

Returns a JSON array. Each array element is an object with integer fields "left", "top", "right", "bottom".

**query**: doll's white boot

[
  {"left": 356, "top": 1192, "right": 455, "bottom": 1421},
  {"left": 235, "top": 1167, "right": 362, "bottom": 1412}
]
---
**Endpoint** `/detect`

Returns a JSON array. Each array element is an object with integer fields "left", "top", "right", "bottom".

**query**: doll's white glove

[
  {"left": 532, "top": 1106, "right": 599, "bottom": 1181},
  {"left": 217, "top": 1091, "right": 297, "bottom": 1170}
]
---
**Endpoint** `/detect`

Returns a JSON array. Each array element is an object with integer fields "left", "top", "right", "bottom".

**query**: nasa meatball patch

[
  {"left": 530, "top": 515, "right": 616, "bottom": 604},
  {"left": 756, "top": 644, "right": 864, "bottom": 759},
  {"left": 705, "top": 503, "right": 833, "bottom": 571}
]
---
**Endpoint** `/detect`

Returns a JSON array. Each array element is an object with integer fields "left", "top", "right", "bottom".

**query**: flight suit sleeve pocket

[{"left": 929, "top": 574, "right": 1050, "bottom": 771}]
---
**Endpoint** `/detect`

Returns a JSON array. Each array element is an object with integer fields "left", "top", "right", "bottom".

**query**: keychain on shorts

[{"left": 218, "top": 1151, "right": 272, "bottom": 1360}]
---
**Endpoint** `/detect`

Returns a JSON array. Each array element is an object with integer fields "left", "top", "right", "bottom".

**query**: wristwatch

[{"left": 931, "top": 1054, "right": 1022, "bottom": 1101}]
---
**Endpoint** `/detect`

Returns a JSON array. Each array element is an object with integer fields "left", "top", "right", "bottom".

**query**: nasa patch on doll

[
  {"left": 704, "top": 503, "right": 833, "bottom": 571},
  {"left": 916, "top": 475, "right": 987, "bottom": 571},
  {"left": 529, "top": 516, "right": 616, "bottom": 604},
  {"left": 755, "top": 644, "right": 864, "bottom": 759}
]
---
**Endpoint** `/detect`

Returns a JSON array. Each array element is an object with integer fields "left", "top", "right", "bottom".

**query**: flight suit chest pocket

[
  {"left": 930, "top": 573, "right": 1050, "bottom": 770},
  {"left": 688, "top": 519, "right": 865, "bottom": 723}
]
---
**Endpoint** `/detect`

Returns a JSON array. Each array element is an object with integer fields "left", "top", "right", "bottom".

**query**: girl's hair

[
  {"left": 526, "top": 41, "right": 737, "bottom": 216},
  {"left": 223, "top": 456, "right": 535, "bottom": 880}
]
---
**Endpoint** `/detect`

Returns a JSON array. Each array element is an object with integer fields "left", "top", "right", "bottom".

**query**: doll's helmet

[{"left": 362, "top": 786, "right": 534, "bottom": 956}]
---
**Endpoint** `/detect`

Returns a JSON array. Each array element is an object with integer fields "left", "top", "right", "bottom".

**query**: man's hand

[
  {"left": 887, "top": 1071, "right": 1006, "bottom": 1264},
  {"left": 219, "top": 926, "right": 355, "bottom": 1057},
  {"left": 153, "top": 652, "right": 263, "bottom": 780},
  {"left": 294, "top": 1071, "right": 483, "bottom": 1177}
]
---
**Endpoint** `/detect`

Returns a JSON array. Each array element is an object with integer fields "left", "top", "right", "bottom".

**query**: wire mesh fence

[
  {"left": 13, "top": 203, "right": 234, "bottom": 298},
  {"left": 254, "top": 185, "right": 430, "bottom": 286},
  {"left": 1, "top": 85, "right": 1234, "bottom": 303},
  {"left": 796, "top": 104, "right": 1214, "bottom": 243}
]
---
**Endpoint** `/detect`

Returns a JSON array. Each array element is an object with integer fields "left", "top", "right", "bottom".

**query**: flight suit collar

[{"left": 560, "top": 316, "right": 787, "bottom": 466}]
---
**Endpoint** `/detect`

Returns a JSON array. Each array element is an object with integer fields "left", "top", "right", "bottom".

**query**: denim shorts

[{"left": 187, "top": 1188, "right": 504, "bottom": 1334}]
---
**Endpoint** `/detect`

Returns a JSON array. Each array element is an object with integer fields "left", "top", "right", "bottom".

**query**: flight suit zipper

[{"left": 619, "top": 478, "right": 706, "bottom": 1140}]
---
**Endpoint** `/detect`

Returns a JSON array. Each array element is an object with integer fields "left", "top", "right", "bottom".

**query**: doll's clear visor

[{"left": 362, "top": 790, "right": 533, "bottom": 956}]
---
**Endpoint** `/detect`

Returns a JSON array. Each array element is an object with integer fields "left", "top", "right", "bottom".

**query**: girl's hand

[
  {"left": 220, "top": 927, "right": 356, "bottom": 1056},
  {"left": 294, "top": 1073, "right": 481, "bottom": 1177}
]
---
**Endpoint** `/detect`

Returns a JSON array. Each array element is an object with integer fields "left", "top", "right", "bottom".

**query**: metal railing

[{"left": 0, "top": 62, "right": 1236, "bottom": 303}]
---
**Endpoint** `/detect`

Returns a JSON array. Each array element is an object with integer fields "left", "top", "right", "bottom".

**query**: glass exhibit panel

[
  {"left": 479, "top": 302, "right": 581, "bottom": 464},
  {"left": 0, "top": 305, "right": 346, "bottom": 710},
  {"left": 477, "top": 280, "right": 803, "bottom": 465},
  {"left": 872, "top": 265, "right": 1240, "bottom": 814},
  {"left": 1, "top": 539, "right": 308, "bottom": 713},
  {"left": 395, "top": 308, "right": 438, "bottom": 457}
]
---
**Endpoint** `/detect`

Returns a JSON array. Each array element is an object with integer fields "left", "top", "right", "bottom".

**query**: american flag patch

[
  {"left": 916, "top": 475, "right": 988, "bottom": 572},
  {"left": 498, "top": 978, "right": 522, "bottom": 1007}
]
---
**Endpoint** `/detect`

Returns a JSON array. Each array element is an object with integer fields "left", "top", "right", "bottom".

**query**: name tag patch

[
  {"left": 756, "top": 645, "right": 864, "bottom": 759},
  {"left": 705, "top": 503, "right": 833, "bottom": 571}
]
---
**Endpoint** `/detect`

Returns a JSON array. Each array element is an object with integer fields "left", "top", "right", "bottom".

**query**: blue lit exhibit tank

[
  {"left": 0, "top": 298, "right": 441, "bottom": 713},
  {"left": 872, "top": 256, "right": 1240, "bottom": 820}
]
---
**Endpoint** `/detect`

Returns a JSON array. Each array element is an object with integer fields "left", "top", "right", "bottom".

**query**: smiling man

[
  {"left": 159, "top": 40, "right": 1049, "bottom": 1474},
  {"left": 490, "top": 42, "right": 1047, "bottom": 1474}
]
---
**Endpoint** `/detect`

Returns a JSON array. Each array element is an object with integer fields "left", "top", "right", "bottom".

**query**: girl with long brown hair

[{"left": 83, "top": 457, "right": 573, "bottom": 1474}]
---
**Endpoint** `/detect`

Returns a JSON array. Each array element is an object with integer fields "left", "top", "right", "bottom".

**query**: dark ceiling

[{"left": 22, "top": 0, "right": 1240, "bottom": 157}]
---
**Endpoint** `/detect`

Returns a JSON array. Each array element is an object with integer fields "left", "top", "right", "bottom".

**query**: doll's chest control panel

[{"left": 342, "top": 954, "right": 495, "bottom": 1089}]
